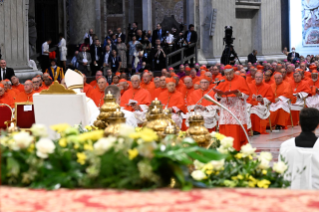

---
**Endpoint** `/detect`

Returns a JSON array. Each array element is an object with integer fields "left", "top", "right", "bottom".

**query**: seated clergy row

[{"left": 1, "top": 62, "right": 319, "bottom": 151}]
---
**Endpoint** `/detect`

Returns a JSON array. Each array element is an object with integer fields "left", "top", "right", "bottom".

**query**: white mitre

[{"left": 65, "top": 69, "right": 99, "bottom": 125}]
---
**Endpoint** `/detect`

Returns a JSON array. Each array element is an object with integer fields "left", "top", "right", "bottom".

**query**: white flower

[
  {"left": 183, "top": 137, "right": 195, "bottom": 144},
  {"left": 217, "top": 146, "right": 229, "bottom": 154},
  {"left": 118, "top": 124, "right": 135, "bottom": 137},
  {"left": 35, "top": 138, "right": 55, "bottom": 159},
  {"left": 30, "top": 124, "right": 48, "bottom": 138},
  {"left": 210, "top": 159, "right": 225, "bottom": 171},
  {"left": 258, "top": 152, "right": 273, "bottom": 162},
  {"left": 220, "top": 137, "right": 234, "bottom": 148},
  {"left": 191, "top": 170, "right": 207, "bottom": 181},
  {"left": 240, "top": 144, "right": 256, "bottom": 157},
  {"left": 11, "top": 132, "right": 34, "bottom": 150},
  {"left": 194, "top": 160, "right": 205, "bottom": 170},
  {"left": 258, "top": 158, "right": 270, "bottom": 170},
  {"left": 94, "top": 136, "right": 117, "bottom": 155},
  {"left": 273, "top": 161, "right": 288, "bottom": 174}
]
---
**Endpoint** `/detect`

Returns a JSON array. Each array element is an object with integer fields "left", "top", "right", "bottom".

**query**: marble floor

[{"left": 249, "top": 126, "right": 303, "bottom": 161}]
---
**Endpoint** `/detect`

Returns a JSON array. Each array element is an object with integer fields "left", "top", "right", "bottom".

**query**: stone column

[
  {"left": 0, "top": 0, "right": 41, "bottom": 81},
  {"left": 69, "top": 0, "right": 96, "bottom": 45},
  {"left": 186, "top": 0, "right": 195, "bottom": 26},
  {"left": 142, "top": 0, "right": 152, "bottom": 31}
]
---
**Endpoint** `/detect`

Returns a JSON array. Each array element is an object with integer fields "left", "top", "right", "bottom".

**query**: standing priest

[{"left": 213, "top": 65, "right": 250, "bottom": 151}]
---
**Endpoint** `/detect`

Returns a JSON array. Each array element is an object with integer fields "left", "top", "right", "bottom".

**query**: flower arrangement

[
  {"left": 190, "top": 132, "right": 290, "bottom": 188},
  {"left": 0, "top": 124, "right": 290, "bottom": 190}
]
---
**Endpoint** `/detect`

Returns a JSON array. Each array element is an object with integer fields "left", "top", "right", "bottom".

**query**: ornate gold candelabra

[
  {"left": 186, "top": 113, "right": 212, "bottom": 147},
  {"left": 104, "top": 108, "right": 126, "bottom": 137},
  {"left": 94, "top": 91, "right": 120, "bottom": 129},
  {"left": 143, "top": 98, "right": 180, "bottom": 138}
]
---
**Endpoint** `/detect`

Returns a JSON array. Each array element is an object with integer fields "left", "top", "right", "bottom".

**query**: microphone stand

[
  {"left": 204, "top": 94, "right": 251, "bottom": 144},
  {"left": 193, "top": 79, "right": 225, "bottom": 108}
]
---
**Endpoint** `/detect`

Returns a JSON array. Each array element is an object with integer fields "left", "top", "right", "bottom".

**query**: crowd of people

[
  {"left": 2, "top": 43, "right": 319, "bottom": 150},
  {"left": 40, "top": 23, "right": 198, "bottom": 78}
]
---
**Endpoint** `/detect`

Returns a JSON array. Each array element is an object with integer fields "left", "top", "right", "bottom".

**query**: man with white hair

[
  {"left": 213, "top": 65, "right": 250, "bottom": 150},
  {"left": 120, "top": 75, "right": 152, "bottom": 124},
  {"left": 306, "top": 69, "right": 319, "bottom": 109}
]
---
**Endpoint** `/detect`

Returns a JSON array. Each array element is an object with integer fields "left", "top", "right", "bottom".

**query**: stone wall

[{"left": 153, "top": 0, "right": 185, "bottom": 26}]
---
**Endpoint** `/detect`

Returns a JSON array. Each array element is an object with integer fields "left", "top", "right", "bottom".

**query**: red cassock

[
  {"left": 83, "top": 83, "right": 93, "bottom": 96},
  {"left": 214, "top": 75, "right": 250, "bottom": 151},
  {"left": 288, "top": 80, "right": 311, "bottom": 126},
  {"left": 268, "top": 81, "right": 292, "bottom": 128},
  {"left": 12, "top": 84, "right": 25, "bottom": 92},
  {"left": 0, "top": 93, "right": 15, "bottom": 108},
  {"left": 15, "top": 91, "right": 35, "bottom": 103},
  {"left": 140, "top": 82, "right": 156, "bottom": 99},
  {"left": 89, "top": 80, "right": 98, "bottom": 89},
  {"left": 158, "top": 90, "right": 186, "bottom": 113},
  {"left": 247, "top": 82, "right": 275, "bottom": 134},
  {"left": 120, "top": 87, "right": 152, "bottom": 112},
  {"left": 308, "top": 79, "right": 319, "bottom": 95},
  {"left": 153, "top": 87, "right": 167, "bottom": 99},
  {"left": 263, "top": 79, "right": 275, "bottom": 86},
  {"left": 212, "top": 73, "right": 224, "bottom": 83},
  {"left": 87, "top": 88, "right": 105, "bottom": 108}
]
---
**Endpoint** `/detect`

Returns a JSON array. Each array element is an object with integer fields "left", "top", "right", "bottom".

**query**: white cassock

[
  {"left": 270, "top": 95, "right": 290, "bottom": 113},
  {"left": 74, "top": 89, "right": 100, "bottom": 126},
  {"left": 246, "top": 96, "right": 271, "bottom": 129},
  {"left": 306, "top": 94, "right": 319, "bottom": 109},
  {"left": 121, "top": 107, "right": 138, "bottom": 127},
  {"left": 170, "top": 106, "right": 183, "bottom": 129},
  {"left": 279, "top": 138, "right": 319, "bottom": 190},
  {"left": 186, "top": 105, "right": 219, "bottom": 129},
  {"left": 291, "top": 92, "right": 308, "bottom": 111},
  {"left": 129, "top": 104, "right": 148, "bottom": 125}
]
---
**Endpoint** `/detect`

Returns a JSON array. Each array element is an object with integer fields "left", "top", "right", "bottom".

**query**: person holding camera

[{"left": 153, "top": 45, "right": 166, "bottom": 71}]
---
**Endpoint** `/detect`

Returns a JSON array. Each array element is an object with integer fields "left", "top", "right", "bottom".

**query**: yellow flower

[
  {"left": 74, "top": 144, "right": 80, "bottom": 149},
  {"left": 139, "top": 128, "right": 158, "bottom": 142},
  {"left": 237, "top": 174, "right": 244, "bottom": 180},
  {"left": 248, "top": 155, "right": 253, "bottom": 160},
  {"left": 58, "top": 138, "right": 67, "bottom": 147},
  {"left": 235, "top": 153, "right": 243, "bottom": 159},
  {"left": 135, "top": 127, "right": 142, "bottom": 132},
  {"left": 78, "top": 130, "right": 104, "bottom": 142},
  {"left": 85, "top": 125, "right": 92, "bottom": 131},
  {"left": 257, "top": 179, "right": 271, "bottom": 189},
  {"left": 231, "top": 176, "right": 237, "bottom": 181},
  {"left": 215, "top": 171, "right": 220, "bottom": 175},
  {"left": 84, "top": 143, "right": 94, "bottom": 151},
  {"left": 50, "top": 123, "right": 71, "bottom": 133},
  {"left": 127, "top": 148, "right": 139, "bottom": 160},
  {"left": 76, "top": 152, "right": 87, "bottom": 165},
  {"left": 262, "top": 170, "right": 267, "bottom": 175},
  {"left": 27, "top": 143, "right": 35, "bottom": 153},
  {"left": 248, "top": 181, "right": 256, "bottom": 188},
  {"left": 213, "top": 132, "right": 226, "bottom": 141}
]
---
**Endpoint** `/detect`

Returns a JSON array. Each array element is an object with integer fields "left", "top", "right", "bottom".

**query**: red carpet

[{"left": 1, "top": 187, "right": 319, "bottom": 212}]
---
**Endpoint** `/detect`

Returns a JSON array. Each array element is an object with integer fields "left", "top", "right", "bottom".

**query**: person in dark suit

[
  {"left": 116, "top": 27, "right": 126, "bottom": 43},
  {"left": 184, "top": 24, "right": 198, "bottom": 66},
  {"left": 0, "top": 59, "right": 15, "bottom": 81},
  {"left": 105, "top": 68, "right": 113, "bottom": 85},
  {"left": 90, "top": 39, "right": 103, "bottom": 76},
  {"left": 287, "top": 47, "right": 300, "bottom": 63},
  {"left": 247, "top": 50, "right": 257, "bottom": 64},
  {"left": 294, "top": 108, "right": 319, "bottom": 148},
  {"left": 152, "top": 23, "right": 164, "bottom": 47},
  {"left": 128, "top": 22, "right": 138, "bottom": 42}
]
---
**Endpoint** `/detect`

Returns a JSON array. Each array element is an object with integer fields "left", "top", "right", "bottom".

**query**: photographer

[{"left": 152, "top": 45, "right": 166, "bottom": 71}]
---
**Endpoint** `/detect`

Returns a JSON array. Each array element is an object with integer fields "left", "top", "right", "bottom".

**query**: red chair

[
  {"left": 0, "top": 104, "right": 13, "bottom": 130},
  {"left": 14, "top": 102, "right": 36, "bottom": 129}
]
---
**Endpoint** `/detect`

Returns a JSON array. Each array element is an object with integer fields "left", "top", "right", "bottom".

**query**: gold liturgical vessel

[
  {"left": 186, "top": 113, "right": 212, "bottom": 147},
  {"left": 94, "top": 91, "right": 120, "bottom": 129},
  {"left": 104, "top": 108, "right": 126, "bottom": 137},
  {"left": 143, "top": 98, "right": 179, "bottom": 138}
]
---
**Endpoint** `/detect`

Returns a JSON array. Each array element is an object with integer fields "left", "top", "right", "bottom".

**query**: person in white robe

[
  {"left": 64, "top": 69, "right": 99, "bottom": 125},
  {"left": 279, "top": 108, "right": 319, "bottom": 190}
]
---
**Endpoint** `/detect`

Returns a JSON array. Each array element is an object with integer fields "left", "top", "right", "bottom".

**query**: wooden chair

[
  {"left": 14, "top": 102, "right": 36, "bottom": 130},
  {"left": 0, "top": 104, "right": 13, "bottom": 131}
]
